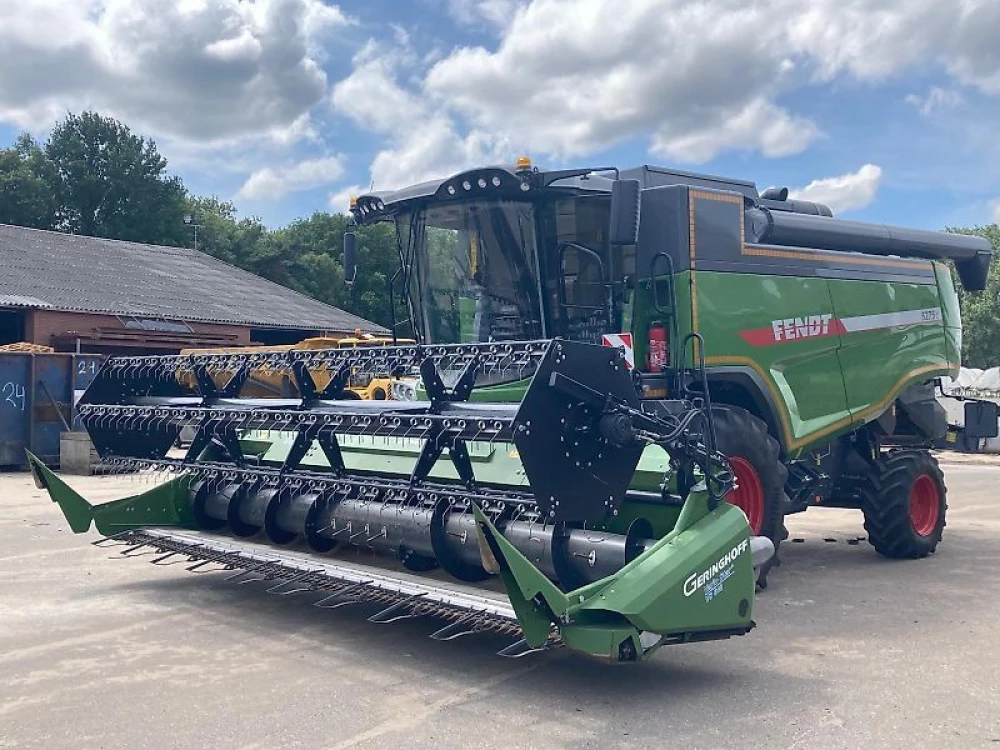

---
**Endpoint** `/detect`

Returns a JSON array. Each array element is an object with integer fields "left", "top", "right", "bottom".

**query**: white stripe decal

[
  {"left": 601, "top": 333, "right": 635, "bottom": 369},
  {"left": 839, "top": 308, "right": 942, "bottom": 333}
]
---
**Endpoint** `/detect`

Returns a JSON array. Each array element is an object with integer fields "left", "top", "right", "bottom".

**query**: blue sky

[{"left": 1, "top": 0, "right": 998, "bottom": 231}]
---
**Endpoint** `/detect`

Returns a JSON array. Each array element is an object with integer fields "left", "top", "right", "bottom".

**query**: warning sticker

[{"left": 601, "top": 333, "right": 634, "bottom": 369}]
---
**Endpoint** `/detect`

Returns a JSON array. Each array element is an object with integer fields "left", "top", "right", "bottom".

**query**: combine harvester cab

[{"left": 29, "top": 335, "right": 773, "bottom": 662}]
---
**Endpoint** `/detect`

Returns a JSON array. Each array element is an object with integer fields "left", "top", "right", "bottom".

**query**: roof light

[
  {"left": 349, "top": 194, "right": 358, "bottom": 209},
  {"left": 491, "top": 175, "right": 502, "bottom": 187},
  {"left": 447, "top": 184, "right": 456, "bottom": 195},
  {"left": 515, "top": 155, "right": 532, "bottom": 172},
  {"left": 477, "top": 177, "right": 487, "bottom": 189},
  {"left": 462, "top": 180, "right": 472, "bottom": 191}
]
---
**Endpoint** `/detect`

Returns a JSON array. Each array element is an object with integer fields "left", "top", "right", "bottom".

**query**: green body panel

[
  {"left": 935, "top": 261, "right": 964, "bottom": 367},
  {"left": 27, "top": 451, "right": 195, "bottom": 535},
  {"left": 829, "top": 273, "right": 955, "bottom": 425},
  {"left": 416, "top": 375, "right": 529, "bottom": 403},
  {"left": 687, "top": 269, "right": 956, "bottom": 455},
  {"left": 475, "top": 481, "right": 754, "bottom": 660},
  {"left": 252, "top": 432, "right": 672, "bottom": 494}
]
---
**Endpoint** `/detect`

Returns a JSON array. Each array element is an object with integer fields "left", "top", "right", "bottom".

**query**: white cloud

[
  {"left": 789, "top": 164, "right": 883, "bottom": 214},
  {"left": 990, "top": 199, "right": 1000, "bottom": 224},
  {"left": 784, "top": 0, "right": 1000, "bottom": 94},
  {"left": 425, "top": 0, "right": 814, "bottom": 162},
  {"left": 408, "top": 0, "right": 1000, "bottom": 173},
  {"left": 331, "top": 41, "right": 425, "bottom": 134},
  {"left": 237, "top": 155, "right": 345, "bottom": 200},
  {"left": 906, "top": 87, "right": 963, "bottom": 116},
  {"left": 652, "top": 98, "right": 822, "bottom": 163},
  {"left": 0, "top": 0, "right": 350, "bottom": 145},
  {"left": 447, "top": 0, "right": 524, "bottom": 31},
  {"left": 6, "top": 0, "right": 1000, "bottom": 214},
  {"left": 332, "top": 38, "right": 510, "bottom": 190},
  {"left": 329, "top": 184, "right": 363, "bottom": 215}
]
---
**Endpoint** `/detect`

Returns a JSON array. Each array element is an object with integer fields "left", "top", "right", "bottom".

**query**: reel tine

[
  {"left": 150, "top": 551, "right": 181, "bottom": 566},
  {"left": 496, "top": 638, "right": 547, "bottom": 659},
  {"left": 179, "top": 550, "right": 223, "bottom": 573},
  {"left": 313, "top": 580, "right": 372, "bottom": 609},
  {"left": 428, "top": 611, "right": 486, "bottom": 641},
  {"left": 113, "top": 540, "right": 156, "bottom": 559},
  {"left": 368, "top": 592, "right": 428, "bottom": 624},
  {"left": 92, "top": 530, "right": 134, "bottom": 548},
  {"left": 224, "top": 561, "right": 272, "bottom": 583},
  {"left": 264, "top": 570, "right": 319, "bottom": 596}
]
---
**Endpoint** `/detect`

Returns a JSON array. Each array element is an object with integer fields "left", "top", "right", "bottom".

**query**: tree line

[
  {"left": 0, "top": 111, "right": 398, "bottom": 330},
  {"left": 0, "top": 111, "right": 997, "bottom": 367}
]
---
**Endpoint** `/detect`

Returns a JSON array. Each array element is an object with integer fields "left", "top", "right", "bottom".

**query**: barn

[{"left": 0, "top": 223, "right": 383, "bottom": 354}]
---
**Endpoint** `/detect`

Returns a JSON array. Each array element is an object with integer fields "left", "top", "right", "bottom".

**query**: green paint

[
  {"left": 27, "top": 451, "right": 196, "bottom": 535},
  {"left": 475, "top": 481, "right": 755, "bottom": 661},
  {"left": 248, "top": 431, "right": 673, "bottom": 494},
  {"left": 689, "top": 269, "right": 955, "bottom": 455}
]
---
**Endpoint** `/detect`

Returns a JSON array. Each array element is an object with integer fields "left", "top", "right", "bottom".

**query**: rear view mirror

[
  {"left": 609, "top": 179, "right": 640, "bottom": 246},
  {"left": 343, "top": 231, "right": 358, "bottom": 286}
]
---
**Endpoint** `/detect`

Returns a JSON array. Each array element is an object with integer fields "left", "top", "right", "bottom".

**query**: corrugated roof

[{"left": 0, "top": 224, "right": 386, "bottom": 333}]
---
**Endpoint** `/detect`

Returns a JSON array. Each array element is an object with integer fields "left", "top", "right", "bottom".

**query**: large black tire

[
  {"left": 861, "top": 450, "right": 947, "bottom": 558},
  {"left": 710, "top": 405, "right": 789, "bottom": 585}
]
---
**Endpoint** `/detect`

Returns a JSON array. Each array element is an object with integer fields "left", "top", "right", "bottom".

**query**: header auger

[{"left": 31, "top": 337, "right": 774, "bottom": 662}]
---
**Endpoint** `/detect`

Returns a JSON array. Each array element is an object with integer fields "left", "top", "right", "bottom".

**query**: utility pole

[{"left": 183, "top": 213, "right": 202, "bottom": 252}]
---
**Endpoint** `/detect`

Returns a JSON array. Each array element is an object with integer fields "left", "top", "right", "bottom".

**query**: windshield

[{"left": 397, "top": 201, "right": 543, "bottom": 344}]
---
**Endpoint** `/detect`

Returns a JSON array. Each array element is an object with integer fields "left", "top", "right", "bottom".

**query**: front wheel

[
  {"left": 861, "top": 450, "right": 947, "bottom": 558},
  {"left": 710, "top": 405, "right": 788, "bottom": 584}
]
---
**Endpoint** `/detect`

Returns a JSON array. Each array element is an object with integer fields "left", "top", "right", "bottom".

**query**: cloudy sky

[{"left": 1, "top": 0, "right": 999, "bottom": 229}]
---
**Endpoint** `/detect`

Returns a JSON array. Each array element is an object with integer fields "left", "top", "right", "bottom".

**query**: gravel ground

[{"left": 1, "top": 456, "right": 998, "bottom": 750}]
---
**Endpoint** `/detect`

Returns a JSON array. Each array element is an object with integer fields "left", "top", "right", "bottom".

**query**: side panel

[
  {"left": 934, "top": 261, "right": 963, "bottom": 368},
  {"left": 828, "top": 277, "right": 954, "bottom": 427},
  {"left": 696, "top": 271, "right": 851, "bottom": 452},
  {"left": 675, "top": 185, "right": 953, "bottom": 454}
]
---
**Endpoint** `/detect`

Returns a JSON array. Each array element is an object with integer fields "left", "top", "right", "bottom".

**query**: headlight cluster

[
  {"left": 441, "top": 170, "right": 526, "bottom": 198},
  {"left": 352, "top": 195, "right": 385, "bottom": 219}
]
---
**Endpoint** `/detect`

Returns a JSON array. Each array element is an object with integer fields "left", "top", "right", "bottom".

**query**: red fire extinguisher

[{"left": 647, "top": 321, "right": 668, "bottom": 373}]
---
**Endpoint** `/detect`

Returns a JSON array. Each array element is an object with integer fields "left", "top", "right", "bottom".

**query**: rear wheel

[
  {"left": 861, "top": 450, "right": 946, "bottom": 558},
  {"left": 710, "top": 405, "right": 788, "bottom": 584}
]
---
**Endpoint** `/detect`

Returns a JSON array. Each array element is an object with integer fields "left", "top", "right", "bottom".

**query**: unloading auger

[{"left": 29, "top": 338, "right": 773, "bottom": 662}]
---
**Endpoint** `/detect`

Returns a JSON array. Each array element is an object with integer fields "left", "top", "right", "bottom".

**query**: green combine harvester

[{"left": 30, "top": 158, "right": 995, "bottom": 662}]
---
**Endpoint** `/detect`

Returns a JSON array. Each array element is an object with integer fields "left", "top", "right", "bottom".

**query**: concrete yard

[{"left": 1, "top": 457, "right": 998, "bottom": 749}]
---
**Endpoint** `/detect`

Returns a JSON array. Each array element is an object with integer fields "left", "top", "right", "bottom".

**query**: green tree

[
  {"left": 44, "top": 112, "right": 188, "bottom": 245},
  {"left": 0, "top": 133, "right": 57, "bottom": 229},
  {"left": 949, "top": 224, "right": 1000, "bottom": 368},
  {"left": 269, "top": 213, "right": 403, "bottom": 331},
  {"left": 181, "top": 195, "right": 269, "bottom": 268}
]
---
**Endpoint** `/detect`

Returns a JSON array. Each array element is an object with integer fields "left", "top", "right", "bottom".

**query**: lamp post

[{"left": 183, "top": 213, "right": 202, "bottom": 252}]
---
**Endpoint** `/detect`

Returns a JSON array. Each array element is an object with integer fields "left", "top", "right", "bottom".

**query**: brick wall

[{"left": 26, "top": 310, "right": 251, "bottom": 352}]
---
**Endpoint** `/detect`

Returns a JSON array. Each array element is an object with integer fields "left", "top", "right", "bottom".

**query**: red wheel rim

[
  {"left": 728, "top": 457, "right": 764, "bottom": 534},
  {"left": 909, "top": 474, "right": 940, "bottom": 537}
]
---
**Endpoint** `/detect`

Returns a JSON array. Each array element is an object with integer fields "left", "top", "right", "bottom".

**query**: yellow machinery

[{"left": 178, "top": 334, "right": 415, "bottom": 400}]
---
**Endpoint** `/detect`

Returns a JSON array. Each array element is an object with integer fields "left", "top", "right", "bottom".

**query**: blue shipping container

[{"left": 0, "top": 352, "right": 104, "bottom": 468}]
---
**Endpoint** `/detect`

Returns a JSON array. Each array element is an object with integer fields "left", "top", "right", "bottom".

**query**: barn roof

[{"left": 0, "top": 224, "right": 384, "bottom": 333}]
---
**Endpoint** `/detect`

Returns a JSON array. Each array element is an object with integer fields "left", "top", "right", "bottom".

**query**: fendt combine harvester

[{"left": 30, "top": 158, "right": 994, "bottom": 663}]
